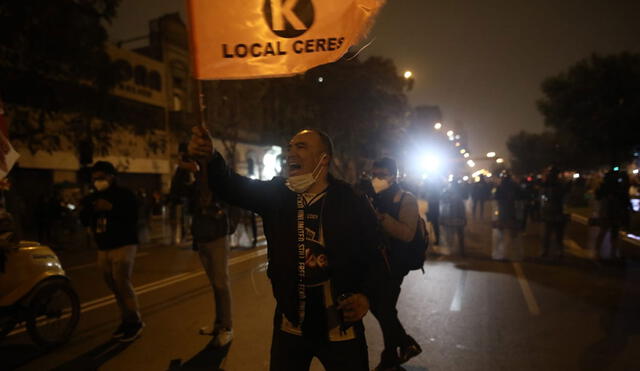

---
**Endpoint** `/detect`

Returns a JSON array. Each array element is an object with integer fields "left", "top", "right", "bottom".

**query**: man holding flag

[{"left": 186, "top": 1, "right": 386, "bottom": 369}]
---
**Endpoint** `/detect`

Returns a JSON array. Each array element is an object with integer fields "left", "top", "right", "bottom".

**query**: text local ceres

[{"left": 222, "top": 37, "right": 346, "bottom": 58}]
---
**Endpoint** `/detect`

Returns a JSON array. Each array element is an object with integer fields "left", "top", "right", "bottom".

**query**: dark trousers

[
  {"left": 542, "top": 221, "right": 565, "bottom": 256},
  {"left": 370, "top": 276, "right": 408, "bottom": 363},
  {"left": 270, "top": 314, "right": 369, "bottom": 371},
  {"left": 472, "top": 199, "right": 486, "bottom": 218}
]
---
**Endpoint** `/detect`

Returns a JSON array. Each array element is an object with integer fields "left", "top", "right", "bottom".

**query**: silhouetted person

[
  {"left": 492, "top": 171, "right": 525, "bottom": 261},
  {"left": 472, "top": 175, "right": 491, "bottom": 218},
  {"left": 595, "top": 168, "right": 631, "bottom": 260},
  {"left": 170, "top": 150, "right": 234, "bottom": 347},
  {"left": 423, "top": 178, "right": 442, "bottom": 245},
  {"left": 539, "top": 167, "right": 570, "bottom": 258},
  {"left": 441, "top": 180, "right": 467, "bottom": 256}
]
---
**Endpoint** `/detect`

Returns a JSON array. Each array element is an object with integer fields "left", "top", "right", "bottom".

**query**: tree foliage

[
  {"left": 203, "top": 56, "right": 410, "bottom": 180},
  {"left": 0, "top": 0, "right": 127, "bottom": 159},
  {"left": 537, "top": 52, "right": 640, "bottom": 165},
  {"left": 507, "top": 129, "right": 602, "bottom": 175}
]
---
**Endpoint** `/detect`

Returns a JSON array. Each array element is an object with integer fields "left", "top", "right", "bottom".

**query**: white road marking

[
  {"left": 450, "top": 270, "right": 468, "bottom": 312},
  {"left": 8, "top": 248, "right": 268, "bottom": 337},
  {"left": 512, "top": 262, "right": 541, "bottom": 316}
]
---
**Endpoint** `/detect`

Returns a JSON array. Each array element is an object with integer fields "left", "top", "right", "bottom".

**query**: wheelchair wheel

[{"left": 26, "top": 278, "right": 80, "bottom": 348}]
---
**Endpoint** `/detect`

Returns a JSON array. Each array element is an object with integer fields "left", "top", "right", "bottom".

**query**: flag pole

[{"left": 194, "top": 79, "right": 213, "bottom": 206}]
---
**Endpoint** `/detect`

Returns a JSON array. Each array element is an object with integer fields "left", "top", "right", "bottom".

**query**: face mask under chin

[{"left": 286, "top": 154, "right": 326, "bottom": 193}]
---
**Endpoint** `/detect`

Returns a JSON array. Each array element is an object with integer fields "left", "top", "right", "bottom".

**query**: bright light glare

[
  {"left": 448, "top": 136, "right": 454, "bottom": 141},
  {"left": 455, "top": 142, "right": 461, "bottom": 147},
  {"left": 448, "top": 174, "right": 454, "bottom": 182},
  {"left": 404, "top": 70, "right": 413, "bottom": 79},
  {"left": 262, "top": 146, "right": 282, "bottom": 180},
  {"left": 487, "top": 152, "right": 496, "bottom": 158},
  {"left": 460, "top": 149, "right": 466, "bottom": 154},
  {"left": 446, "top": 130, "right": 454, "bottom": 137},
  {"left": 467, "top": 160, "right": 476, "bottom": 168},
  {"left": 496, "top": 158, "right": 504, "bottom": 164},
  {"left": 633, "top": 169, "right": 639, "bottom": 175},
  {"left": 318, "top": 77, "right": 324, "bottom": 83},
  {"left": 434, "top": 122, "right": 442, "bottom": 130},
  {"left": 464, "top": 153, "right": 470, "bottom": 158},
  {"left": 463, "top": 176, "right": 469, "bottom": 181},
  {"left": 420, "top": 154, "right": 441, "bottom": 173},
  {"left": 573, "top": 173, "right": 580, "bottom": 179},
  {"left": 455, "top": 135, "right": 461, "bottom": 140}
]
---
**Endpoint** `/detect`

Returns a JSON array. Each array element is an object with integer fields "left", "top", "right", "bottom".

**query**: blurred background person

[
  {"left": 539, "top": 166, "right": 570, "bottom": 259},
  {"left": 594, "top": 167, "right": 631, "bottom": 261},
  {"left": 422, "top": 177, "right": 442, "bottom": 246},
  {"left": 170, "top": 145, "right": 234, "bottom": 346},
  {"left": 441, "top": 179, "right": 467, "bottom": 256},
  {"left": 492, "top": 171, "right": 525, "bottom": 261},
  {"left": 472, "top": 175, "right": 492, "bottom": 219}
]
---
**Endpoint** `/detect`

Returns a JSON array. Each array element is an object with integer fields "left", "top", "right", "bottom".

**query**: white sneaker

[{"left": 213, "top": 328, "right": 233, "bottom": 347}]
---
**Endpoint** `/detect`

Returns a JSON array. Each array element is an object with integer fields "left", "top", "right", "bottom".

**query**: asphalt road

[{"left": 3, "top": 205, "right": 640, "bottom": 371}]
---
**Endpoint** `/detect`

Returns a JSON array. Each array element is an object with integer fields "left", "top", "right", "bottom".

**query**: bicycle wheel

[
  {"left": 0, "top": 315, "right": 17, "bottom": 343},
  {"left": 26, "top": 278, "right": 81, "bottom": 348}
]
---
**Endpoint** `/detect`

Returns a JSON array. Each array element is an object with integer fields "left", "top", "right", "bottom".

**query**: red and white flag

[{"left": 186, "top": 0, "right": 385, "bottom": 80}]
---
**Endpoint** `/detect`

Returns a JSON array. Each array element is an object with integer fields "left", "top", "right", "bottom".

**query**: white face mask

[
  {"left": 372, "top": 177, "right": 391, "bottom": 194},
  {"left": 286, "top": 154, "right": 326, "bottom": 193},
  {"left": 94, "top": 180, "right": 110, "bottom": 192}
]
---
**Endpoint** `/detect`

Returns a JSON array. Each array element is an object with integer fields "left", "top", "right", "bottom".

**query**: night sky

[{"left": 108, "top": 0, "right": 640, "bottom": 159}]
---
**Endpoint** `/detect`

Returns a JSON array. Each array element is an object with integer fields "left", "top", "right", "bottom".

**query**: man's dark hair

[
  {"left": 372, "top": 157, "right": 398, "bottom": 177},
  {"left": 91, "top": 161, "right": 117, "bottom": 175}
]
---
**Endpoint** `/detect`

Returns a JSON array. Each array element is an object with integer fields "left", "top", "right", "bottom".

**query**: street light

[
  {"left": 467, "top": 160, "right": 476, "bottom": 168},
  {"left": 455, "top": 142, "right": 461, "bottom": 147},
  {"left": 487, "top": 152, "right": 496, "bottom": 158},
  {"left": 404, "top": 70, "right": 413, "bottom": 79},
  {"left": 464, "top": 153, "right": 470, "bottom": 158},
  {"left": 496, "top": 158, "right": 504, "bottom": 164},
  {"left": 446, "top": 130, "right": 454, "bottom": 137},
  {"left": 460, "top": 149, "right": 466, "bottom": 154},
  {"left": 434, "top": 122, "right": 442, "bottom": 130}
]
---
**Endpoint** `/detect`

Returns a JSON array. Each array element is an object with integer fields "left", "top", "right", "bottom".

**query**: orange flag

[{"left": 186, "top": 0, "right": 385, "bottom": 80}]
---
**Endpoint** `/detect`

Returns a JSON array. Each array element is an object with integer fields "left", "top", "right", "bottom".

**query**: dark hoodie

[
  {"left": 205, "top": 151, "right": 382, "bottom": 327},
  {"left": 80, "top": 183, "right": 138, "bottom": 250}
]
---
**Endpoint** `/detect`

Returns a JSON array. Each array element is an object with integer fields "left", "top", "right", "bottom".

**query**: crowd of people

[
  {"left": 1, "top": 125, "right": 637, "bottom": 371},
  {"left": 412, "top": 166, "right": 635, "bottom": 263}
]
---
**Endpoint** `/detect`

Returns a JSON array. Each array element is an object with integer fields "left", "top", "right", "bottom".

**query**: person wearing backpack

[{"left": 370, "top": 157, "right": 423, "bottom": 371}]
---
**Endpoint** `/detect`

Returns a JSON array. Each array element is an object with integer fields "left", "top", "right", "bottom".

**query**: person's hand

[
  {"left": 188, "top": 125, "right": 215, "bottom": 160},
  {"left": 94, "top": 199, "right": 112, "bottom": 211},
  {"left": 178, "top": 159, "right": 200, "bottom": 173},
  {"left": 337, "top": 293, "right": 369, "bottom": 322}
]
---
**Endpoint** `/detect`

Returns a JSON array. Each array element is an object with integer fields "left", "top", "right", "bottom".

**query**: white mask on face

[
  {"left": 94, "top": 180, "right": 110, "bottom": 192},
  {"left": 286, "top": 154, "right": 327, "bottom": 193},
  {"left": 372, "top": 177, "right": 391, "bottom": 194}
]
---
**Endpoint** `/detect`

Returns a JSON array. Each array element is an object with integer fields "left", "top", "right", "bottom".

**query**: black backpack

[
  {"left": 399, "top": 215, "right": 429, "bottom": 272},
  {"left": 388, "top": 192, "right": 430, "bottom": 274}
]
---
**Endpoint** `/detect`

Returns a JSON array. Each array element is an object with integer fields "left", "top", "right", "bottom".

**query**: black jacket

[
  {"left": 206, "top": 152, "right": 382, "bottom": 325},
  {"left": 80, "top": 184, "right": 139, "bottom": 250}
]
